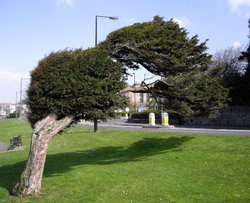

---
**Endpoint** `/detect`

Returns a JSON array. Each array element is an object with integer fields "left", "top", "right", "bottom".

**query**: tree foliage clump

[
  {"left": 101, "top": 16, "right": 211, "bottom": 77},
  {"left": 153, "top": 72, "right": 229, "bottom": 118},
  {"left": 237, "top": 19, "right": 250, "bottom": 105},
  {"left": 101, "top": 16, "right": 228, "bottom": 117},
  {"left": 27, "top": 48, "right": 126, "bottom": 126},
  {"left": 212, "top": 46, "right": 246, "bottom": 105}
]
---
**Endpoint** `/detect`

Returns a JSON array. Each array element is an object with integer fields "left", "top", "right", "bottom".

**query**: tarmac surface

[
  {"left": 77, "top": 119, "right": 250, "bottom": 136},
  {"left": 0, "top": 141, "right": 8, "bottom": 152}
]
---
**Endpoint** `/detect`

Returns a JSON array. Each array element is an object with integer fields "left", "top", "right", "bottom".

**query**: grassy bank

[{"left": 0, "top": 119, "right": 249, "bottom": 202}]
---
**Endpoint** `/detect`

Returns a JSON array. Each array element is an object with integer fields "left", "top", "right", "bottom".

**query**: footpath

[{"left": 0, "top": 141, "right": 8, "bottom": 152}]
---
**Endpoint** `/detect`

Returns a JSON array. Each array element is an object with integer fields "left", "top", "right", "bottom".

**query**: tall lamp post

[
  {"left": 19, "top": 77, "right": 30, "bottom": 118},
  {"left": 15, "top": 91, "right": 20, "bottom": 118},
  {"left": 95, "top": 15, "right": 118, "bottom": 47},
  {"left": 93, "top": 15, "right": 118, "bottom": 132}
]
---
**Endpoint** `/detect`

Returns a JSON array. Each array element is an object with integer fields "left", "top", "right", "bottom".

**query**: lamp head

[{"left": 109, "top": 16, "right": 118, "bottom": 20}]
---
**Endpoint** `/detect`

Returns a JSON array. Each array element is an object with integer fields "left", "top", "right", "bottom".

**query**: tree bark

[
  {"left": 12, "top": 114, "right": 73, "bottom": 197},
  {"left": 93, "top": 118, "right": 98, "bottom": 133}
]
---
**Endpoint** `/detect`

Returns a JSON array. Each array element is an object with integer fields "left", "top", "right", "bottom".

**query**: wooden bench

[{"left": 8, "top": 134, "right": 22, "bottom": 150}]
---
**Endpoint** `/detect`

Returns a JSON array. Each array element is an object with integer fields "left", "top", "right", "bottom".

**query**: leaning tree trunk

[{"left": 12, "top": 114, "right": 73, "bottom": 197}]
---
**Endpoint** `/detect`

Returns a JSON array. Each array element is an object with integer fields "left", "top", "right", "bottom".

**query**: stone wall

[{"left": 183, "top": 106, "right": 250, "bottom": 127}]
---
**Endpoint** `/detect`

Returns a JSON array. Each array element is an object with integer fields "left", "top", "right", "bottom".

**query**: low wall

[
  {"left": 128, "top": 106, "right": 250, "bottom": 127},
  {"left": 183, "top": 106, "right": 250, "bottom": 127},
  {"left": 127, "top": 118, "right": 161, "bottom": 124}
]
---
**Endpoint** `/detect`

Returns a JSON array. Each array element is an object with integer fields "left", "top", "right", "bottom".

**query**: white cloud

[
  {"left": 232, "top": 41, "right": 241, "bottom": 49},
  {"left": 0, "top": 67, "right": 30, "bottom": 102},
  {"left": 0, "top": 67, "right": 29, "bottom": 81},
  {"left": 64, "top": 0, "right": 75, "bottom": 6},
  {"left": 173, "top": 17, "right": 191, "bottom": 28},
  {"left": 54, "top": 0, "right": 75, "bottom": 6},
  {"left": 228, "top": 0, "right": 250, "bottom": 10}
]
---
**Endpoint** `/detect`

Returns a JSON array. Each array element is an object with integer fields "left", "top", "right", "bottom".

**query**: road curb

[{"left": 142, "top": 125, "right": 175, "bottom": 129}]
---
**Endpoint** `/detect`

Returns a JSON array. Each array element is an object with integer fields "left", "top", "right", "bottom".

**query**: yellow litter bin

[{"left": 161, "top": 112, "right": 169, "bottom": 126}]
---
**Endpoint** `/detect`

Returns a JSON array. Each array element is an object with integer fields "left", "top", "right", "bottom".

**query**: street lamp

[
  {"left": 93, "top": 15, "right": 118, "bottom": 132},
  {"left": 19, "top": 77, "right": 30, "bottom": 118},
  {"left": 15, "top": 91, "right": 20, "bottom": 118},
  {"left": 95, "top": 15, "right": 118, "bottom": 47}
]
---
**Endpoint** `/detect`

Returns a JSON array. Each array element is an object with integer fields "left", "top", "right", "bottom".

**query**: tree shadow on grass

[{"left": 0, "top": 136, "right": 193, "bottom": 193}]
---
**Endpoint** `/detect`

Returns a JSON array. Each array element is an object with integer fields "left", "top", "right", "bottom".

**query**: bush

[
  {"left": 131, "top": 111, "right": 161, "bottom": 119},
  {"left": 130, "top": 111, "right": 180, "bottom": 120}
]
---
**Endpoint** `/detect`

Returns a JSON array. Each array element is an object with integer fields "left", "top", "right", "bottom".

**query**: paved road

[
  {"left": 77, "top": 120, "right": 250, "bottom": 136},
  {"left": 0, "top": 141, "right": 8, "bottom": 152}
]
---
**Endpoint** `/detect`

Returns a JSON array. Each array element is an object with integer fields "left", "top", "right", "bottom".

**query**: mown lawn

[{"left": 0, "top": 119, "right": 249, "bottom": 203}]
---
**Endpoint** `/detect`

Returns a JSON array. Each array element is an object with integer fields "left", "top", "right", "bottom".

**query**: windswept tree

[
  {"left": 12, "top": 48, "right": 126, "bottom": 197},
  {"left": 100, "top": 16, "right": 228, "bottom": 118}
]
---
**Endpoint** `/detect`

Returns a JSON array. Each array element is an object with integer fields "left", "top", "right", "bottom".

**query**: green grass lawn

[{"left": 0, "top": 119, "right": 249, "bottom": 203}]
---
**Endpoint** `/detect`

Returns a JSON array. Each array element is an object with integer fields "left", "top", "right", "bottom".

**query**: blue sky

[{"left": 0, "top": 0, "right": 250, "bottom": 103}]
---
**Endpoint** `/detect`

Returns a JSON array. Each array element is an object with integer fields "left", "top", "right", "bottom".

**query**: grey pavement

[
  {"left": 77, "top": 119, "right": 250, "bottom": 136},
  {"left": 0, "top": 141, "right": 8, "bottom": 152}
]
